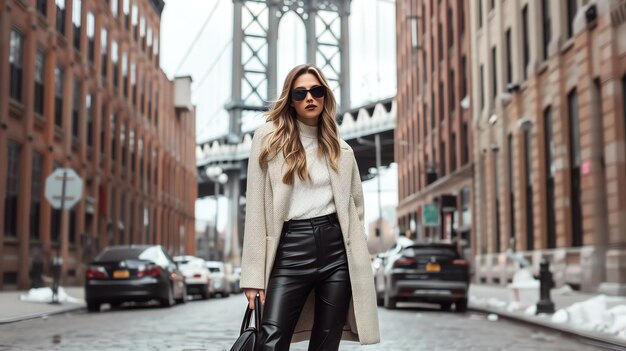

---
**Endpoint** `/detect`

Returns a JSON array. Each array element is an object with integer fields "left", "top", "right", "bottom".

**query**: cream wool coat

[{"left": 240, "top": 121, "right": 380, "bottom": 345}]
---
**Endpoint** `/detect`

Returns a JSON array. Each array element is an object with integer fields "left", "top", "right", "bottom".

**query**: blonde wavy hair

[{"left": 258, "top": 64, "right": 341, "bottom": 185}]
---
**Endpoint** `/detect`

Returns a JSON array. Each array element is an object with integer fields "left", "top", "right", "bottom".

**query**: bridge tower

[{"left": 223, "top": 0, "right": 352, "bottom": 265}]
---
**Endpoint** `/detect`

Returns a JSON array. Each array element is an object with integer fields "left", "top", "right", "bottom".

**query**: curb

[
  {"left": 0, "top": 304, "right": 85, "bottom": 325},
  {"left": 469, "top": 305, "right": 626, "bottom": 350}
]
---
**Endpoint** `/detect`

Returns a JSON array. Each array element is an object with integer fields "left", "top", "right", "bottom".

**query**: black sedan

[
  {"left": 378, "top": 243, "right": 470, "bottom": 312},
  {"left": 85, "top": 245, "right": 187, "bottom": 312}
]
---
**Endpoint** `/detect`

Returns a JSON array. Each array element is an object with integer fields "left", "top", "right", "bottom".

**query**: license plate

[
  {"left": 425, "top": 264, "right": 441, "bottom": 272},
  {"left": 113, "top": 270, "right": 129, "bottom": 279}
]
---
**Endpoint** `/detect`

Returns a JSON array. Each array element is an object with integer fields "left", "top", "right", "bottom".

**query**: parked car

[
  {"left": 380, "top": 243, "right": 470, "bottom": 312},
  {"left": 374, "top": 236, "right": 416, "bottom": 306},
  {"left": 228, "top": 266, "right": 242, "bottom": 294},
  {"left": 85, "top": 245, "right": 187, "bottom": 312},
  {"left": 174, "top": 255, "right": 212, "bottom": 300},
  {"left": 205, "top": 261, "right": 230, "bottom": 297}
]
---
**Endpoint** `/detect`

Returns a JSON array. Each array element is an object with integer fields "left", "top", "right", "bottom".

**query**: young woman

[{"left": 240, "top": 64, "right": 380, "bottom": 350}]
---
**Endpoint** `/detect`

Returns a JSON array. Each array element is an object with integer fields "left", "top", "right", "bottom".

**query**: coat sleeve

[
  {"left": 240, "top": 129, "right": 268, "bottom": 290},
  {"left": 350, "top": 154, "right": 365, "bottom": 226}
]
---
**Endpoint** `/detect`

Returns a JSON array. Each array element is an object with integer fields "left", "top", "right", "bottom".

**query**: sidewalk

[
  {"left": 469, "top": 283, "right": 626, "bottom": 347},
  {"left": 0, "top": 286, "right": 85, "bottom": 324}
]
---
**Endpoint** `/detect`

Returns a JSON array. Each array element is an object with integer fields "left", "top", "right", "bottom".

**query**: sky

[{"left": 158, "top": 0, "right": 398, "bottom": 233}]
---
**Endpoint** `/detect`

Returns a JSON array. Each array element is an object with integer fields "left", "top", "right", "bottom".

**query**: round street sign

[{"left": 45, "top": 168, "right": 83, "bottom": 210}]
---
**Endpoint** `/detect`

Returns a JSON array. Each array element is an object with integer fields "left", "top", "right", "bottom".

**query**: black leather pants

[{"left": 257, "top": 212, "right": 352, "bottom": 351}]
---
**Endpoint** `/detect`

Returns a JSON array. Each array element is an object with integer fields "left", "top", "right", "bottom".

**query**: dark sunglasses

[{"left": 291, "top": 85, "right": 326, "bottom": 101}]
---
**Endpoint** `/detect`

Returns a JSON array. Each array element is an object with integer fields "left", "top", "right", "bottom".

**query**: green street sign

[{"left": 423, "top": 204, "right": 439, "bottom": 227}]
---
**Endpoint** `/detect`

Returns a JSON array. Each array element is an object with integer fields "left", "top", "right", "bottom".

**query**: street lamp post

[
  {"left": 360, "top": 134, "right": 385, "bottom": 253},
  {"left": 205, "top": 167, "right": 228, "bottom": 261}
]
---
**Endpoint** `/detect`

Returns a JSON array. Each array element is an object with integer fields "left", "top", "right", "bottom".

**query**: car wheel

[
  {"left": 455, "top": 298, "right": 468, "bottom": 313},
  {"left": 176, "top": 284, "right": 187, "bottom": 304},
  {"left": 383, "top": 291, "right": 396, "bottom": 310},
  {"left": 86, "top": 301, "right": 100, "bottom": 312},
  {"left": 440, "top": 302, "right": 452, "bottom": 311},
  {"left": 200, "top": 284, "right": 210, "bottom": 300},
  {"left": 160, "top": 286, "right": 175, "bottom": 308}
]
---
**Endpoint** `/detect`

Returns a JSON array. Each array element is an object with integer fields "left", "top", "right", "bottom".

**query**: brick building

[
  {"left": 395, "top": 0, "right": 473, "bottom": 250},
  {"left": 0, "top": 0, "right": 197, "bottom": 290},
  {"left": 471, "top": 0, "right": 626, "bottom": 294}
]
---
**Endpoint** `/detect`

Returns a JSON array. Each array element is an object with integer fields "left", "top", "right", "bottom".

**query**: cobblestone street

[{"left": 0, "top": 295, "right": 605, "bottom": 351}]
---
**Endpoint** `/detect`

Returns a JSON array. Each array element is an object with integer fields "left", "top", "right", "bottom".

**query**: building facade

[
  {"left": 471, "top": 0, "right": 626, "bottom": 294},
  {"left": 0, "top": 0, "right": 197, "bottom": 290},
  {"left": 395, "top": 0, "right": 473, "bottom": 251}
]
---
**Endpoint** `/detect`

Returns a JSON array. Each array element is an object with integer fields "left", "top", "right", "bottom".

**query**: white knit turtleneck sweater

[{"left": 286, "top": 119, "right": 337, "bottom": 221}]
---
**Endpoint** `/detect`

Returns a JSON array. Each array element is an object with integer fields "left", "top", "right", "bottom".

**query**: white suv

[
  {"left": 174, "top": 256, "right": 212, "bottom": 300},
  {"left": 205, "top": 261, "right": 230, "bottom": 297}
]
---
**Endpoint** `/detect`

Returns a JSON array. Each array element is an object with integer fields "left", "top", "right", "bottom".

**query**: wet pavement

[{"left": 0, "top": 295, "right": 605, "bottom": 350}]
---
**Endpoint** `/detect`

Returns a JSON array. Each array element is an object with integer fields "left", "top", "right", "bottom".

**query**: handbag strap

[{"left": 240, "top": 295, "right": 261, "bottom": 334}]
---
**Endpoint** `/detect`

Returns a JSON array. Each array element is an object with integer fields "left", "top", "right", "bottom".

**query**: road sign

[
  {"left": 45, "top": 168, "right": 83, "bottom": 210},
  {"left": 422, "top": 204, "right": 439, "bottom": 227}
]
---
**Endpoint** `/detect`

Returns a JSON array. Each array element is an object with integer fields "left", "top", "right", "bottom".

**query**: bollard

[{"left": 536, "top": 258, "right": 555, "bottom": 314}]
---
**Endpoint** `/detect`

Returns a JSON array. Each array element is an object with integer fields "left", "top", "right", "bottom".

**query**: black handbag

[{"left": 229, "top": 295, "right": 261, "bottom": 351}]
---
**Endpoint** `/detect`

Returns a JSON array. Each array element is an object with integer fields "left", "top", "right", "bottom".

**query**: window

[
  {"left": 72, "top": 0, "right": 82, "bottom": 51},
  {"left": 461, "top": 56, "right": 467, "bottom": 97},
  {"left": 410, "top": 17, "right": 418, "bottom": 49},
  {"left": 544, "top": 106, "right": 556, "bottom": 248},
  {"left": 140, "top": 16, "right": 146, "bottom": 50},
  {"left": 111, "top": 0, "right": 118, "bottom": 17},
  {"left": 101, "top": 105, "right": 106, "bottom": 157},
  {"left": 568, "top": 89, "right": 582, "bottom": 247},
  {"left": 459, "top": 0, "right": 465, "bottom": 36},
  {"left": 112, "top": 40, "right": 119, "bottom": 88},
  {"left": 524, "top": 128, "right": 534, "bottom": 250},
  {"left": 69, "top": 208, "right": 77, "bottom": 244},
  {"left": 541, "top": 0, "right": 551, "bottom": 61},
  {"left": 437, "top": 23, "right": 443, "bottom": 62},
  {"left": 34, "top": 50, "right": 45, "bottom": 115},
  {"left": 55, "top": 66, "right": 63, "bottom": 128},
  {"left": 147, "top": 26, "right": 153, "bottom": 58},
  {"left": 491, "top": 46, "right": 497, "bottom": 100},
  {"left": 87, "top": 12, "right": 95, "bottom": 62},
  {"left": 31, "top": 152, "right": 43, "bottom": 240},
  {"left": 9, "top": 30, "right": 24, "bottom": 102},
  {"left": 450, "top": 133, "right": 457, "bottom": 171},
  {"left": 477, "top": 0, "right": 483, "bottom": 29},
  {"left": 449, "top": 70, "right": 455, "bottom": 112},
  {"left": 37, "top": 0, "right": 47, "bottom": 16},
  {"left": 566, "top": 0, "right": 577, "bottom": 39},
  {"left": 132, "top": 4, "right": 138, "bottom": 40},
  {"left": 131, "top": 62, "right": 136, "bottom": 103},
  {"left": 111, "top": 113, "right": 117, "bottom": 161},
  {"left": 439, "top": 81, "right": 444, "bottom": 120},
  {"left": 153, "top": 37, "right": 159, "bottom": 61},
  {"left": 56, "top": 0, "right": 66, "bottom": 35},
  {"left": 101, "top": 28, "right": 108, "bottom": 79},
  {"left": 462, "top": 122, "right": 468, "bottom": 164},
  {"left": 440, "top": 142, "right": 446, "bottom": 176},
  {"left": 130, "top": 129, "right": 135, "bottom": 174},
  {"left": 505, "top": 29, "right": 512, "bottom": 84},
  {"left": 140, "top": 74, "right": 145, "bottom": 113},
  {"left": 122, "top": 52, "right": 128, "bottom": 96},
  {"left": 448, "top": 7, "right": 454, "bottom": 48},
  {"left": 123, "top": 0, "right": 131, "bottom": 29},
  {"left": 121, "top": 123, "right": 126, "bottom": 167},
  {"left": 72, "top": 80, "right": 80, "bottom": 139},
  {"left": 479, "top": 64, "right": 485, "bottom": 110},
  {"left": 5, "top": 141, "right": 20, "bottom": 238},
  {"left": 86, "top": 93, "right": 93, "bottom": 147},
  {"left": 521, "top": 5, "right": 529, "bottom": 81},
  {"left": 508, "top": 134, "right": 516, "bottom": 243},
  {"left": 154, "top": 89, "right": 159, "bottom": 126}
]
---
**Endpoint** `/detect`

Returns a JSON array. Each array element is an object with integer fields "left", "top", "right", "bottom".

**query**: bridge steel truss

[{"left": 218, "top": 0, "right": 352, "bottom": 265}]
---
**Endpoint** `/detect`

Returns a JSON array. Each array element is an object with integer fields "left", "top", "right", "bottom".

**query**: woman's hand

[{"left": 243, "top": 288, "right": 265, "bottom": 310}]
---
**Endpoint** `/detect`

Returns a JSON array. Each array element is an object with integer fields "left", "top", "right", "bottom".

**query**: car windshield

[{"left": 208, "top": 267, "right": 221, "bottom": 273}]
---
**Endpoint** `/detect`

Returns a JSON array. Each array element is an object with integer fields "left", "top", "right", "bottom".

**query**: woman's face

[{"left": 290, "top": 73, "right": 325, "bottom": 125}]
